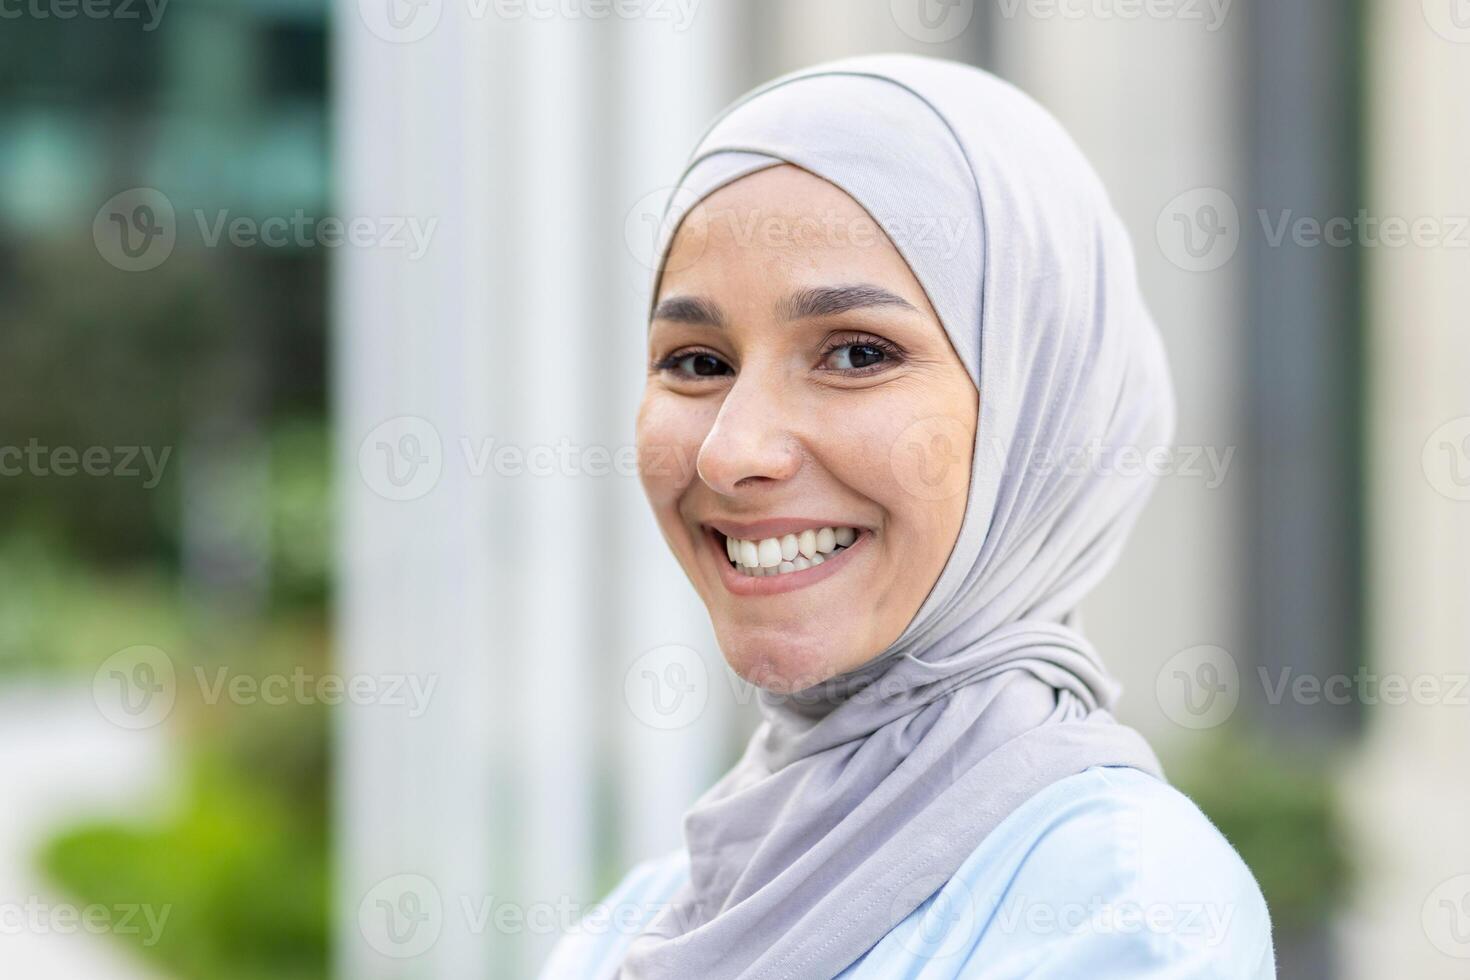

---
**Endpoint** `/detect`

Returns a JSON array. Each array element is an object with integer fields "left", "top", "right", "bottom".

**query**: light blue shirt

[{"left": 539, "top": 766, "right": 1275, "bottom": 978}]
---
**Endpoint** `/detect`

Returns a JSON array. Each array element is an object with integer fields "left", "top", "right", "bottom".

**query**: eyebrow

[
  {"left": 652, "top": 283, "right": 917, "bottom": 328},
  {"left": 651, "top": 295, "right": 727, "bottom": 327},
  {"left": 778, "top": 284, "right": 919, "bottom": 320}
]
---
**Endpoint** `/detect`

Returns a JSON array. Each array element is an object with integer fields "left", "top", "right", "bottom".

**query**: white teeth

[{"left": 720, "top": 525, "right": 860, "bottom": 576}]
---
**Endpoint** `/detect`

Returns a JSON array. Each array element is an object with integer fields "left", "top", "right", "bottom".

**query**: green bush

[
  {"left": 1170, "top": 728, "right": 1350, "bottom": 935},
  {"left": 42, "top": 748, "right": 329, "bottom": 980}
]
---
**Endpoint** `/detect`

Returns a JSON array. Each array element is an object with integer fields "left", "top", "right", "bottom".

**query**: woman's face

[{"left": 637, "top": 165, "right": 977, "bottom": 693}]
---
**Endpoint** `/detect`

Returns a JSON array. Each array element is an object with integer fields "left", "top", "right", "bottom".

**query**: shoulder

[
  {"left": 535, "top": 850, "right": 689, "bottom": 980},
  {"left": 959, "top": 766, "right": 1276, "bottom": 976}
]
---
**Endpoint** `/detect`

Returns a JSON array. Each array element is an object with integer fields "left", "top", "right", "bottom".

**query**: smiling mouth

[{"left": 716, "top": 525, "right": 859, "bottom": 577}]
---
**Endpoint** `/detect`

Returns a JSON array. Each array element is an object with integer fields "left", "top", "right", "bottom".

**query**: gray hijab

[{"left": 622, "top": 53, "right": 1175, "bottom": 979}]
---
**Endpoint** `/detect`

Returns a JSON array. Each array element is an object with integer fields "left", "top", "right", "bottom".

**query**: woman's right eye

[{"left": 655, "top": 350, "right": 734, "bottom": 379}]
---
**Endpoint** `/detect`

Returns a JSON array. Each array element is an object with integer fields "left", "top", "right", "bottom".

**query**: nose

[{"left": 696, "top": 367, "right": 804, "bottom": 496}]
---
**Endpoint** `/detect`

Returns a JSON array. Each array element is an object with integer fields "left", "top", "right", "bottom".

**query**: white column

[
  {"left": 1342, "top": 3, "right": 1470, "bottom": 975},
  {"left": 332, "top": 2, "right": 504, "bottom": 977}
]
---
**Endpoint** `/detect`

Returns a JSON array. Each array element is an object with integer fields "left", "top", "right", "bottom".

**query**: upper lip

[{"left": 703, "top": 517, "right": 866, "bottom": 540}]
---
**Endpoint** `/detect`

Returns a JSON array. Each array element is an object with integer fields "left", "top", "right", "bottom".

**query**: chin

[{"left": 716, "top": 624, "right": 860, "bottom": 694}]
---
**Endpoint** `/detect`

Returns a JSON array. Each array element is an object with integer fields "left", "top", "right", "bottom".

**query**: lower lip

[{"left": 705, "top": 527, "right": 869, "bottom": 596}]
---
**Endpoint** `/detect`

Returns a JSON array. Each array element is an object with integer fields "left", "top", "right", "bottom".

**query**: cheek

[
  {"left": 635, "top": 389, "right": 714, "bottom": 509},
  {"left": 817, "top": 392, "right": 974, "bottom": 528}
]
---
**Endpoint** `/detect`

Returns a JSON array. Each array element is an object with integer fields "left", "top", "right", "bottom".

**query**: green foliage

[
  {"left": 41, "top": 748, "right": 329, "bottom": 980},
  {"left": 1170, "top": 729, "right": 1350, "bottom": 934},
  {"left": 40, "top": 612, "right": 333, "bottom": 980},
  {"left": 0, "top": 530, "right": 185, "bottom": 675}
]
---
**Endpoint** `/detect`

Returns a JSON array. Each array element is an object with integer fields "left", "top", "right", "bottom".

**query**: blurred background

[{"left": 1, "top": 0, "right": 1467, "bottom": 977}]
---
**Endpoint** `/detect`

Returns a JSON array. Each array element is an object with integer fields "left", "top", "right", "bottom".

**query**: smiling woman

[
  {"left": 541, "top": 53, "right": 1274, "bottom": 979},
  {"left": 639, "top": 165, "right": 978, "bottom": 692}
]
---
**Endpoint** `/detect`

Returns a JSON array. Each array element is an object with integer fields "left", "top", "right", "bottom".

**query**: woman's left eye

[{"left": 821, "top": 339, "right": 901, "bottom": 373}]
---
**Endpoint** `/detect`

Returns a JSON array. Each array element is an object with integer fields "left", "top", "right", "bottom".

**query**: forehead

[{"left": 658, "top": 164, "right": 930, "bottom": 307}]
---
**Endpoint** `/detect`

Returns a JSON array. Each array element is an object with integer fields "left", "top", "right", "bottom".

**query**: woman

[{"left": 543, "top": 54, "right": 1274, "bottom": 978}]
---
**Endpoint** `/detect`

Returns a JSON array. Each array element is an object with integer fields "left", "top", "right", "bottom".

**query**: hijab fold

[{"left": 621, "top": 53, "right": 1175, "bottom": 980}]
